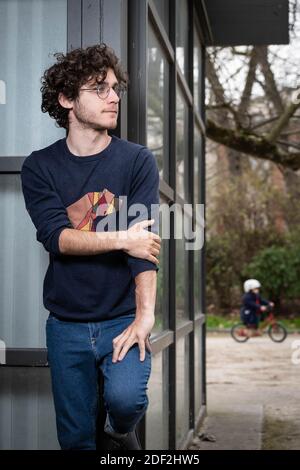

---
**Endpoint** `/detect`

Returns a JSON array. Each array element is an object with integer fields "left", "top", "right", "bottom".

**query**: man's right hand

[{"left": 121, "top": 219, "right": 161, "bottom": 264}]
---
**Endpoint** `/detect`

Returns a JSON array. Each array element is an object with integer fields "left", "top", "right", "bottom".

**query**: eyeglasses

[{"left": 80, "top": 82, "right": 126, "bottom": 100}]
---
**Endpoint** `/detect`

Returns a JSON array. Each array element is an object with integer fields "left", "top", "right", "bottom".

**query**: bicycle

[{"left": 231, "top": 306, "right": 287, "bottom": 343}]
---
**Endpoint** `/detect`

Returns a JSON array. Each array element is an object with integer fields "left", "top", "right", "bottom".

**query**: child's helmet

[{"left": 243, "top": 279, "right": 261, "bottom": 293}]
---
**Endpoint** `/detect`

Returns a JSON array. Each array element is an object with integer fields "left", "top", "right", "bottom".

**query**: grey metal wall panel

[
  {"left": 82, "top": 0, "right": 101, "bottom": 47},
  {"left": 67, "top": 0, "right": 82, "bottom": 49},
  {"left": 0, "top": 368, "right": 59, "bottom": 450},
  {"left": 101, "top": 0, "right": 128, "bottom": 139}
]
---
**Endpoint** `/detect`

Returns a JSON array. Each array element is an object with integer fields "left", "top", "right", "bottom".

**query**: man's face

[{"left": 70, "top": 68, "right": 120, "bottom": 131}]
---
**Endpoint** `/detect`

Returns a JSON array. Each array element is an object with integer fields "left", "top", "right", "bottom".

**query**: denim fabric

[{"left": 46, "top": 312, "right": 152, "bottom": 450}]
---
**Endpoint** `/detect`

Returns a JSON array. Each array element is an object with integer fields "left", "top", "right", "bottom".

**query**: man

[{"left": 21, "top": 44, "right": 161, "bottom": 450}]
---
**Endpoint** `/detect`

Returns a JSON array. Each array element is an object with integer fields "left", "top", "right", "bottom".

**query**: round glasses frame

[{"left": 80, "top": 83, "right": 126, "bottom": 100}]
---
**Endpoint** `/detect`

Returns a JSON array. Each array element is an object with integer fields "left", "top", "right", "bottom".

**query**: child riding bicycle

[{"left": 240, "top": 279, "right": 275, "bottom": 336}]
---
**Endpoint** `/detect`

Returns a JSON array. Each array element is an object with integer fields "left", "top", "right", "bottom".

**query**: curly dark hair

[{"left": 40, "top": 43, "right": 128, "bottom": 130}]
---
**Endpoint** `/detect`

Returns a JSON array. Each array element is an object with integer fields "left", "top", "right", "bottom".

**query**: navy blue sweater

[{"left": 21, "top": 135, "right": 159, "bottom": 321}]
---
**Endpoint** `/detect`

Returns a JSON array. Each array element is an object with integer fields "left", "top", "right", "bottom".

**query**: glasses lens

[
  {"left": 96, "top": 83, "right": 126, "bottom": 99},
  {"left": 96, "top": 84, "right": 108, "bottom": 99}
]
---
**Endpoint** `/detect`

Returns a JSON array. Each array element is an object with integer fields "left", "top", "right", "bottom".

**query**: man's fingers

[
  {"left": 112, "top": 332, "right": 131, "bottom": 362},
  {"left": 138, "top": 339, "right": 146, "bottom": 362},
  {"left": 139, "top": 219, "right": 154, "bottom": 229},
  {"left": 148, "top": 255, "right": 159, "bottom": 264},
  {"left": 112, "top": 329, "right": 128, "bottom": 344},
  {"left": 151, "top": 233, "right": 161, "bottom": 243},
  {"left": 116, "top": 337, "right": 136, "bottom": 362},
  {"left": 152, "top": 241, "right": 161, "bottom": 250}
]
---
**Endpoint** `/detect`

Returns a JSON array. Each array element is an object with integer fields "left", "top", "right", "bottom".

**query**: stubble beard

[{"left": 72, "top": 102, "right": 117, "bottom": 131}]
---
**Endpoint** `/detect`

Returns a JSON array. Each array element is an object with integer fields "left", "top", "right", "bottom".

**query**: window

[
  {"left": 194, "top": 323, "right": 204, "bottom": 416},
  {"left": 193, "top": 28, "right": 203, "bottom": 113},
  {"left": 176, "top": 88, "right": 189, "bottom": 200},
  {"left": 0, "top": 0, "right": 67, "bottom": 157},
  {"left": 175, "top": 206, "right": 189, "bottom": 326},
  {"left": 152, "top": 0, "right": 169, "bottom": 35},
  {"left": 147, "top": 22, "right": 170, "bottom": 181},
  {"left": 176, "top": 334, "right": 190, "bottom": 445},
  {"left": 153, "top": 196, "right": 169, "bottom": 333},
  {"left": 176, "top": 0, "right": 189, "bottom": 79},
  {"left": 0, "top": 174, "right": 49, "bottom": 348},
  {"left": 146, "top": 348, "right": 169, "bottom": 449}
]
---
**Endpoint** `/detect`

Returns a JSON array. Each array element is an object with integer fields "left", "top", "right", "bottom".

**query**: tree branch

[
  {"left": 206, "top": 119, "right": 300, "bottom": 170},
  {"left": 266, "top": 99, "right": 300, "bottom": 143}
]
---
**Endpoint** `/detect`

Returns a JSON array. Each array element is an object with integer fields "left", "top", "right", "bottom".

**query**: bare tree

[{"left": 206, "top": 1, "right": 300, "bottom": 171}]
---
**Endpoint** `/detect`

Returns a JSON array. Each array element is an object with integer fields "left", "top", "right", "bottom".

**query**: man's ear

[{"left": 58, "top": 92, "right": 73, "bottom": 110}]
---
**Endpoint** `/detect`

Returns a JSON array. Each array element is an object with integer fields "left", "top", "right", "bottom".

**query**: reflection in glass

[
  {"left": 0, "top": 175, "right": 49, "bottom": 348},
  {"left": 153, "top": 198, "right": 169, "bottom": 333},
  {"left": 176, "top": 88, "right": 188, "bottom": 200},
  {"left": 194, "top": 126, "right": 202, "bottom": 209},
  {"left": 146, "top": 349, "right": 169, "bottom": 450},
  {"left": 193, "top": 28, "right": 202, "bottom": 113},
  {"left": 0, "top": 0, "right": 67, "bottom": 156},
  {"left": 176, "top": 206, "right": 189, "bottom": 325},
  {"left": 176, "top": 335, "right": 190, "bottom": 445},
  {"left": 152, "top": 0, "right": 169, "bottom": 35},
  {"left": 147, "top": 23, "right": 169, "bottom": 180},
  {"left": 194, "top": 323, "right": 203, "bottom": 417},
  {"left": 176, "top": 0, "right": 189, "bottom": 78},
  {"left": 194, "top": 245, "right": 201, "bottom": 315}
]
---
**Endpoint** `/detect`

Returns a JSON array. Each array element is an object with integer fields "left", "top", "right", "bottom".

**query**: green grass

[
  {"left": 206, "top": 314, "right": 300, "bottom": 331},
  {"left": 206, "top": 314, "right": 239, "bottom": 329}
]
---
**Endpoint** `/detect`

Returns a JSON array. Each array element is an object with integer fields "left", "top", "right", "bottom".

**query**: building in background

[{"left": 0, "top": 0, "right": 289, "bottom": 450}]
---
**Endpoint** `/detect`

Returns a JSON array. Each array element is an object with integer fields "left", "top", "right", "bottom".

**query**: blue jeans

[{"left": 46, "top": 312, "right": 152, "bottom": 450}]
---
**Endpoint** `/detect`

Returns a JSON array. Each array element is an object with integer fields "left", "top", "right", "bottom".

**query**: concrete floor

[{"left": 188, "top": 333, "right": 300, "bottom": 450}]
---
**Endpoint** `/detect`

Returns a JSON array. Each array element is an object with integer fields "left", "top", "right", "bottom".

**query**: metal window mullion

[{"left": 168, "top": 0, "right": 177, "bottom": 450}]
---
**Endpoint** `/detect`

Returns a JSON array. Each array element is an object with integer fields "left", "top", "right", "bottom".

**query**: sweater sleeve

[
  {"left": 125, "top": 147, "right": 160, "bottom": 278},
  {"left": 21, "top": 153, "right": 73, "bottom": 256},
  {"left": 259, "top": 295, "right": 270, "bottom": 306}
]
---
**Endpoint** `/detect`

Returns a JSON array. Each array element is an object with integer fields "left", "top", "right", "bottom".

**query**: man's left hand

[{"left": 112, "top": 314, "right": 155, "bottom": 363}]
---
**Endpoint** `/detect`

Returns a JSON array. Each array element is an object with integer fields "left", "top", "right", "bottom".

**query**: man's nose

[{"left": 107, "top": 87, "right": 120, "bottom": 102}]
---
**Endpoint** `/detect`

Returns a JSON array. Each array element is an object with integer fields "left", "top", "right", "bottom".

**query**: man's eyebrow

[{"left": 101, "top": 80, "right": 119, "bottom": 87}]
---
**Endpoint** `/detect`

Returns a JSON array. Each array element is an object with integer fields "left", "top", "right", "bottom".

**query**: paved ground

[{"left": 188, "top": 332, "right": 300, "bottom": 450}]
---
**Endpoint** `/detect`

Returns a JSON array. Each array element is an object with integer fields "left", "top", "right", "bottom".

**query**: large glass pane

[
  {"left": 147, "top": 23, "right": 170, "bottom": 181},
  {"left": 194, "top": 126, "right": 202, "bottom": 208},
  {"left": 175, "top": 206, "right": 189, "bottom": 326},
  {"left": 0, "top": 367, "right": 59, "bottom": 449},
  {"left": 0, "top": 175, "right": 49, "bottom": 348},
  {"left": 176, "top": 334, "right": 190, "bottom": 445},
  {"left": 194, "top": 249, "right": 201, "bottom": 316},
  {"left": 146, "top": 349, "right": 169, "bottom": 450},
  {"left": 194, "top": 322, "right": 203, "bottom": 417},
  {"left": 154, "top": 197, "right": 169, "bottom": 334},
  {"left": 176, "top": 88, "right": 189, "bottom": 200},
  {"left": 152, "top": 0, "right": 169, "bottom": 35},
  {"left": 0, "top": 0, "right": 67, "bottom": 156},
  {"left": 193, "top": 27, "right": 202, "bottom": 113},
  {"left": 176, "top": 0, "right": 189, "bottom": 79}
]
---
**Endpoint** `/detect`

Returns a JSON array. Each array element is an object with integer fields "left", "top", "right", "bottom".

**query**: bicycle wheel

[
  {"left": 231, "top": 323, "right": 249, "bottom": 342},
  {"left": 268, "top": 323, "right": 287, "bottom": 342}
]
